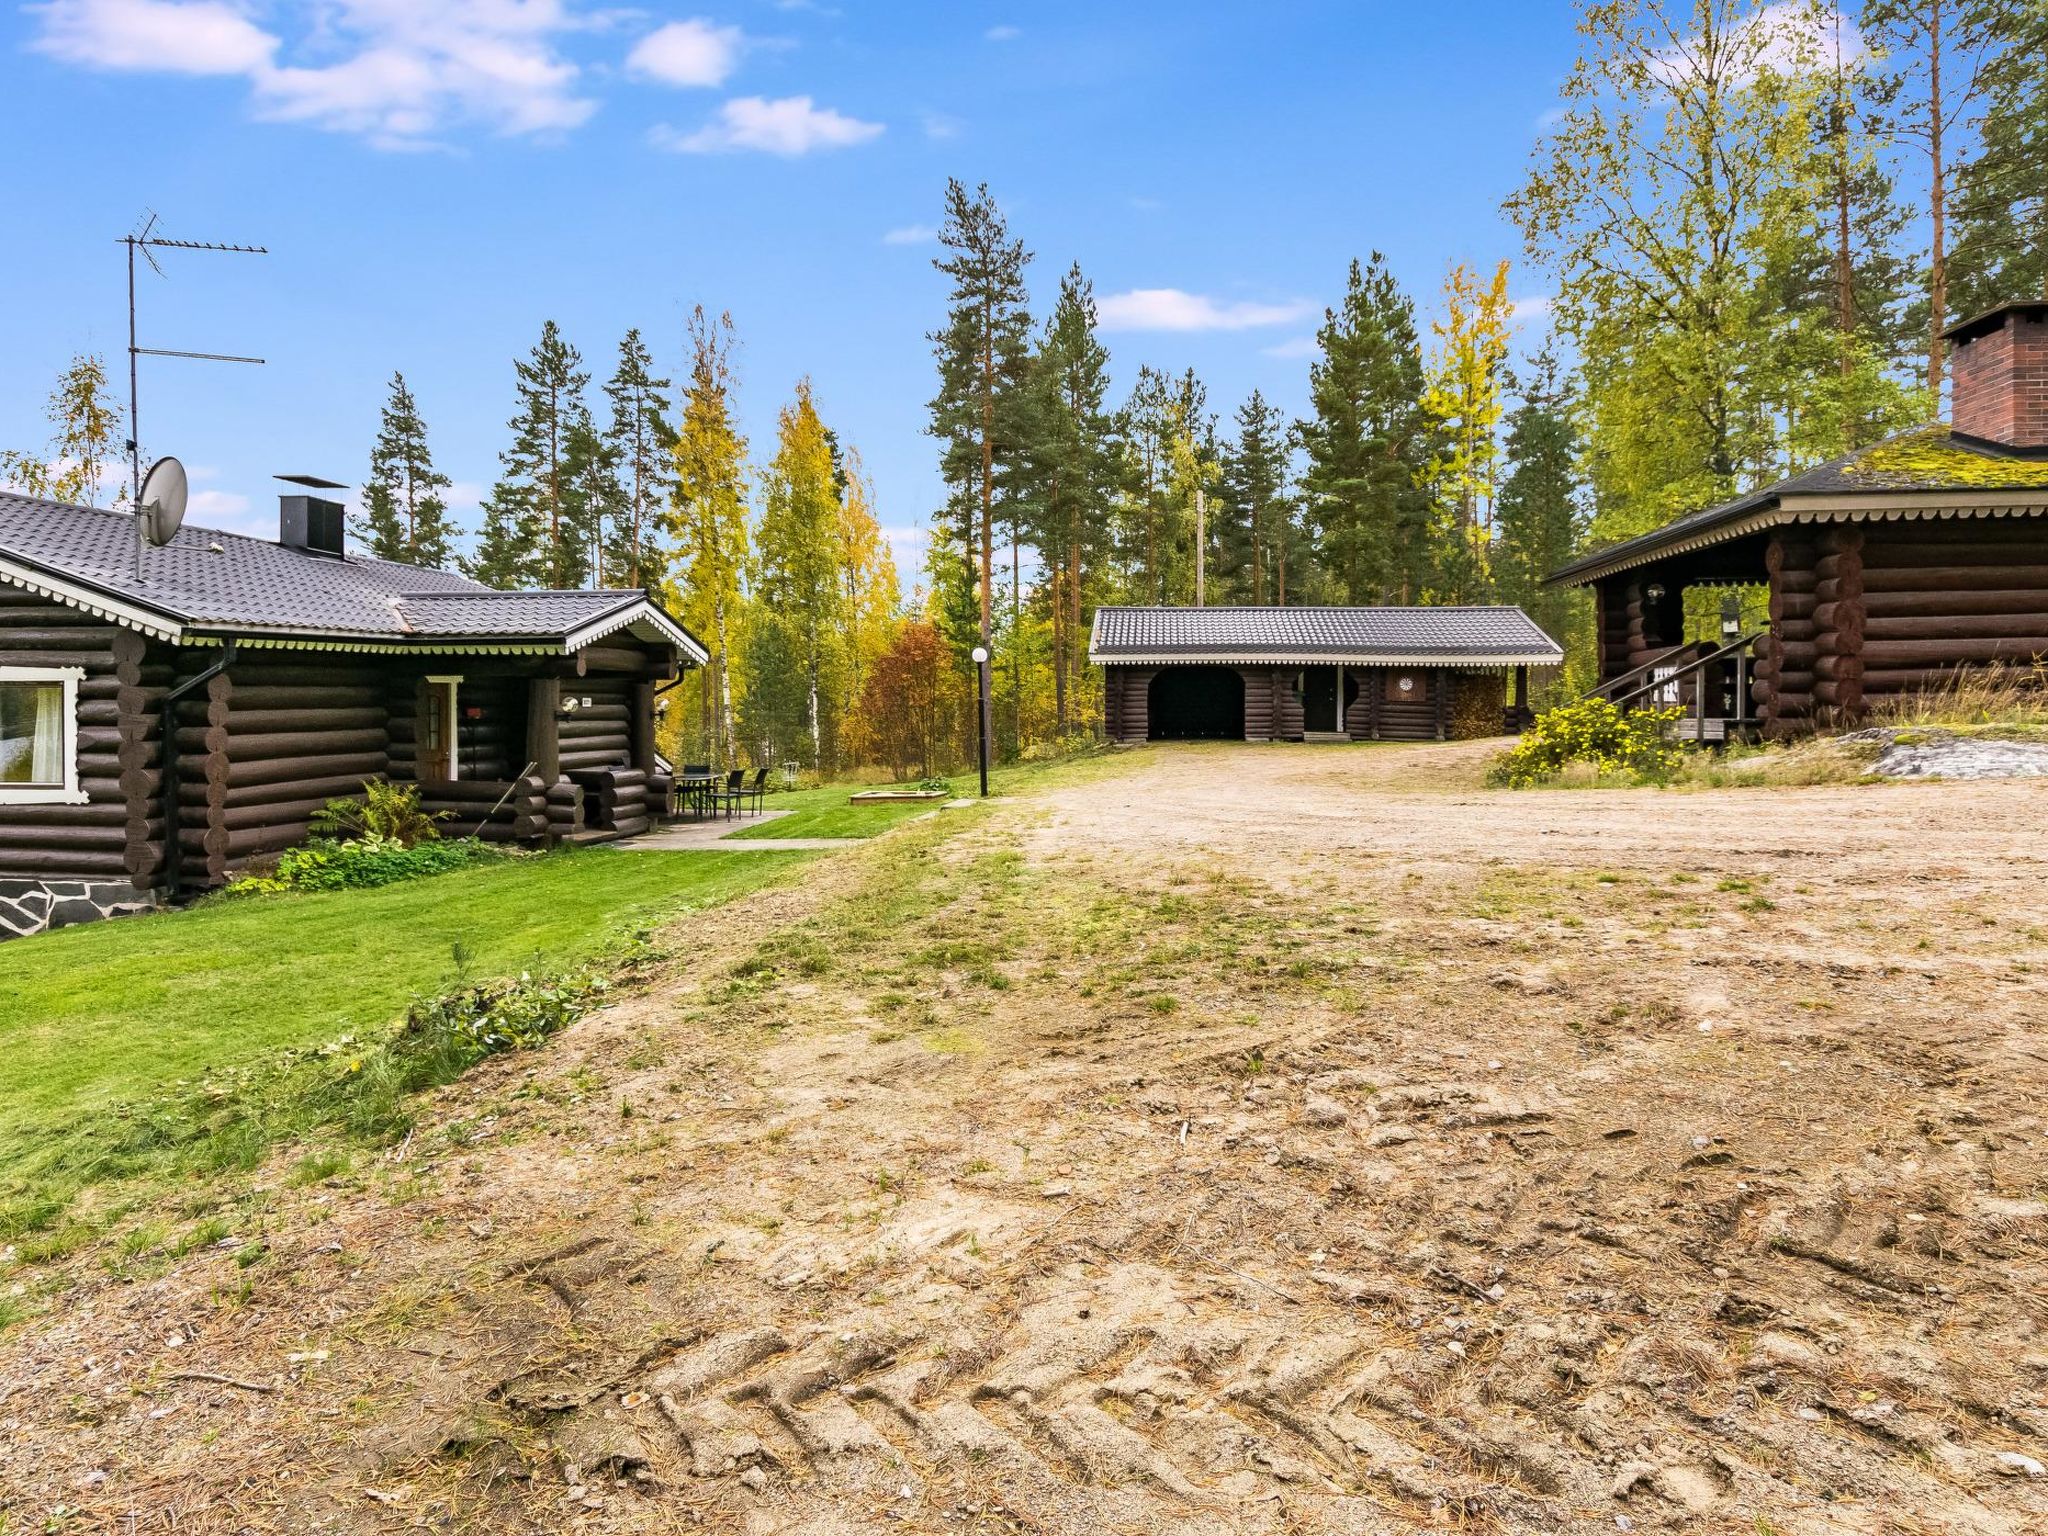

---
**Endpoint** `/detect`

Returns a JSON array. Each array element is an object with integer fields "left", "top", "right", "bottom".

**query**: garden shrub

[
  {"left": 1487, "top": 697, "right": 1684, "bottom": 787},
  {"left": 228, "top": 835, "right": 500, "bottom": 896}
]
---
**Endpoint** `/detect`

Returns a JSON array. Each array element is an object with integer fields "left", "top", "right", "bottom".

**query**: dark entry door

[
  {"left": 1148, "top": 667, "right": 1245, "bottom": 739},
  {"left": 1301, "top": 667, "right": 1340, "bottom": 732}
]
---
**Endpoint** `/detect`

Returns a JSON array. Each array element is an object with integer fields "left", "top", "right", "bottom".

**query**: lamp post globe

[{"left": 971, "top": 646, "right": 988, "bottom": 663}]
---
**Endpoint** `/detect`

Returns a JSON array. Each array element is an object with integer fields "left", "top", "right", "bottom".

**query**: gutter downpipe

[{"left": 160, "top": 636, "right": 238, "bottom": 901}]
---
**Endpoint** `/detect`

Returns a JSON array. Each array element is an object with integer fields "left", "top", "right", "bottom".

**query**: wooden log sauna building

[
  {"left": 1549, "top": 300, "right": 2048, "bottom": 736},
  {"left": 0, "top": 482, "right": 705, "bottom": 938},
  {"left": 1091, "top": 606, "right": 1563, "bottom": 743}
]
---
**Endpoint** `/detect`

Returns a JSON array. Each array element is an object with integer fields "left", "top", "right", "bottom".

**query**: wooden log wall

[
  {"left": 1855, "top": 518, "right": 2048, "bottom": 693},
  {"left": 1762, "top": 531, "right": 1820, "bottom": 735},
  {"left": 558, "top": 678, "right": 634, "bottom": 773},
  {"left": 419, "top": 776, "right": 548, "bottom": 843},
  {"left": 1375, "top": 670, "right": 1441, "bottom": 742},
  {"left": 1102, "top": 668, "right": 1154, "bottom": 742},
  {"left": 1595, "top": 579, "right": 1632, "bottom": 685},
  {"left": 0, "top": 592, "right": 162, "bottom": 885},
  {"left": 567, "top": 766, "right": 651, "bottom": 838},
  {"left": 1811, "top": 527, "right": 1865, "bottom": 717},
  {"left": 1273, "top": 670, "right": 1305, "bottom": 740},
  {"left": 1242, "top": 667, "right": 1275, "bottom": 740},
  {"left": 179, "top": 654, "right": 393, "bottom": 886}
]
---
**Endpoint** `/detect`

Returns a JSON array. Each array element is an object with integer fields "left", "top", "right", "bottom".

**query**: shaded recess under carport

[{"left": 1089, "top": 607, "right": 1564, "bottom": 744}]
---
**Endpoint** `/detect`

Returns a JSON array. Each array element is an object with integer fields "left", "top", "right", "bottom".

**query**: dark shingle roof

[
  {"left": 394, "top": 591, "right": 644, "bottom": 638},
  {"left": 1089, "top": 606, "right": 1562, "bottom": 663},
  {"left": 1548, "top": 424, "right": 2048, "bottom": 586},
  {"left": 0, "top": 492, "right": 698, "bottom": 655}
]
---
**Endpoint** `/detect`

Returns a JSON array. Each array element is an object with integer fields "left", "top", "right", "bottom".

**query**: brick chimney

[{"left": 1944, "top": 300, "right": 2048, "bottom": 453}]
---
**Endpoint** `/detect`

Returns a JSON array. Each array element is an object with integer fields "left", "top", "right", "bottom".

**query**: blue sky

[{"left": 0, "top": 0, "right": 1575, "bottom": 579}]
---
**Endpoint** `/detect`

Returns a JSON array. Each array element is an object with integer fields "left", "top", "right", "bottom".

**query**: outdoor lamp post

[{"left": 971, "top": 644, "right": 991, "bottom": 798}]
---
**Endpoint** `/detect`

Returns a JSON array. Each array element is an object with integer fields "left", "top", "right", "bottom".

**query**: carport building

[{"left": 1090, "top": 606, "right": 1563, "bottom": 743}]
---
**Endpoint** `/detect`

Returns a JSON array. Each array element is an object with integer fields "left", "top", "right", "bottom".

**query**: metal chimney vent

[{"left": 276, "top": 474, "right": 347, "bottom": 559}]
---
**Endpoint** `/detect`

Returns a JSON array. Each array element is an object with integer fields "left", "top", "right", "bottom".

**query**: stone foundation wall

[{"left": 0, "top": 878, "right": 158, "bottom": 941}]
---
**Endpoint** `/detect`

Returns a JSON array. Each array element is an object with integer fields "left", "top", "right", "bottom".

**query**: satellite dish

[{"left": 138, "top": 456, "right": 188, "bottom": 547}]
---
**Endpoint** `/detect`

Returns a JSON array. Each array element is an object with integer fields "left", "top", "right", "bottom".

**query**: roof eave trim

[
  {"left": 0, "top": 556, "right": 185, "bottom": 640},
  {"left": 1550, "top": 493, "right": 2048, "bottom": 587},
  {"left": 1088, "top": 651, "right": 1564, "bottom": 668},
  {"left": 563, "top": 600, "right": 709, "bottom": 663}
]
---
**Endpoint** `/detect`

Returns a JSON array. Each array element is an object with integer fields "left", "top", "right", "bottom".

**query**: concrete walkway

[{"left": 612, "top": 808, "right": 859, "bottom": 852}]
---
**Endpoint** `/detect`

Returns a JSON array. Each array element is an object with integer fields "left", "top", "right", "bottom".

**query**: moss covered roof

[{"left": 1832, "top": 425, "right": 2048, "bottom": 491}]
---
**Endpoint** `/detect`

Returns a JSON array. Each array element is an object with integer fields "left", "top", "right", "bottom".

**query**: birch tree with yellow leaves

[{"left": 1422, "top": 259, "right": 1515, "bottom": 597}]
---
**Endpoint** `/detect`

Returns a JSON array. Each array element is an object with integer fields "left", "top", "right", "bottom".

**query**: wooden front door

[{"left": 420, "top": 680, "right": 456, "bottom": 781}]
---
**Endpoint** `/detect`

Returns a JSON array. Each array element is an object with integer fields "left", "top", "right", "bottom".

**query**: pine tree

[
  {"left": 668, "top": 307, "right": 752, "bottom": 765},
  {"left": 1493, "top": 349, "right": 1584, "bottom": 640},
  {"left": 603, "top": 329, "right": 675, "bottom": 589},
  {"left": 752, "top": 379, "right": 845, "bottom": 768},
  {"left": 472, "top": 320, "right": 591, "bottom": 589},
  {"left": 1215, "top": 391, "right": 1297, "bottom": 606},
  {"left": 1031, "top": 264, "right": 1118, "bottom": 729},
  {"left": 1116, "top": 365, "right": 1177, "bottom": 602},
  {"left": 1948, "top": 1, "right": 2048, "bottom": 315},
  {"left": 1864, "top": 0, "right": 2006, "bottom": 394},
  {"left": 354, "top": 371, "right": 455, "bottom": 568},
  {"left": 928, "top": 180, "right": 1033, "bottom": 763},
  {"left": 1297, "top": 254, "right": 1435, "bottom": 603}
]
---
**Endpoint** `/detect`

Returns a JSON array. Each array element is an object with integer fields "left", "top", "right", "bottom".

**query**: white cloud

[
  {"left": 1648, "top": 0, "right": 1863, "bottom": 88},
  {"left": 654, "top": 94, "right": 881, "bottom": 155},
  {"left": 920, "top": 110, "right": 961, "bottom": 140},
  {"left": 1260, "top": 335, "right": 1321, "bottom": 360},
  {"left": 29, "top": 0, "right": 603, "bottom": 146},
  {"left": 882, "top": 224, "right": 937, "bottom": 246},
  {"left": 1509, "top": 294, "right": 1553, "bottom": 325},
  {"left": 187, "top": 487, "right": 251, "bottom": 518},
  {"left": 1097, "top": 288, "right": 1314, "bottom": 333},
  {"left": 984, "top": 24, "right": 1020, "bottom": 42},
  {"left": 626, "top": 18, "right": 743, "bottom": 88},
  {"left": 28, "top": 0, "right": 274, "bottom": 75}
]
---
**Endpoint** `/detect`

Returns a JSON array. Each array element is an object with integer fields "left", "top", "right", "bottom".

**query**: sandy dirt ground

[{"left": 4, "top": 740, "right": 2047, "bottom": 1536}]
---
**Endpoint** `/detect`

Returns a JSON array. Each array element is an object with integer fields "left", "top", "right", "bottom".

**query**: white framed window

[{"left": 0, "top": 665, "right": 85, "bottom": 805}]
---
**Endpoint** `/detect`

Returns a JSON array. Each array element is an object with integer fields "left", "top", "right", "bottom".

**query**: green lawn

[
  {"left": 728, "top": 783, "right": 949, "bottom": 839},
  {"left": 0, "top": 846, "right": 811, "bottom": 1144}
]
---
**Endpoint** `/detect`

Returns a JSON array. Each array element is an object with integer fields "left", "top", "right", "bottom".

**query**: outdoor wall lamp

[
  {"left": 1645, "top": 583, "right": 1666, "bottom": 602},
  {"left": 970, "top": 645, "right": 991, "bottom": 799}
]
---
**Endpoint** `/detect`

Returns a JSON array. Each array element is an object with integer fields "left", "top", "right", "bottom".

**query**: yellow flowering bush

[{"left": 1487, "top": 697, "right": 1685, "bottom": 788}]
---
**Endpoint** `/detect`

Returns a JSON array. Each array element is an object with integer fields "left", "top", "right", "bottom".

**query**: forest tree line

[{"left": 5, "top": 0, "right": 2043, "bottom": 776}]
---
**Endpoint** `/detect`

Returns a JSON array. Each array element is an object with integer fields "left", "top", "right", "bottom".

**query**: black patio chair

[
  {"left": 714, "top": 768, "right": 745, "bottom": 820},
  {"left": 743, "top": 766, "right": 770, "bottom": 816}
]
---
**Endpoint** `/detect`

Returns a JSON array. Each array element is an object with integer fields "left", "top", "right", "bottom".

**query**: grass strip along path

[{"left": 0, "top": 847, "right": 811, "bottom": 1232}]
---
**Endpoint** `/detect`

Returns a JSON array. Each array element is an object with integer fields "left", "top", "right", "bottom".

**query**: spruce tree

[
  {"left": 603, "top": 329, "right": 675, "bottom": 589},
  {"left": 474, "top": 320, "right": 590, "bottom": 589},
  {"left": 1216, "top": 391, "right": 1296, "bottom": 606},
  {"left": 1493, "top": 350, "right": 1583, "bottom": 643},
  {"left": 1297, "top": 254, "right": 1435, "bottom": 603},
  {"left": 355, "top": 371, "right": 455, "bottom": 568}
]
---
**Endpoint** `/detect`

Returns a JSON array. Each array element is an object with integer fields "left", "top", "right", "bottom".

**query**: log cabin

[
  {"left": 1549, "top": 299, "right": 2048, "bottom": 736},
  {"left": 0, "top": 483, "right": 705, "bottom": 938},
  {"left": 1090, "top": 606, "right": 1563, "bottom": 743}
]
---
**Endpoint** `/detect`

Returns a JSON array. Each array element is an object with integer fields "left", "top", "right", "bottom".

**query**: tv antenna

[{"left": 118, "top": 210, "right": 268, "bottom": 574}]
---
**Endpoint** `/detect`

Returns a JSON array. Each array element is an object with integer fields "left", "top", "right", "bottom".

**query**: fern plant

[{"left": 308, "top": 780, "right": 448, "bottom": 849}]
